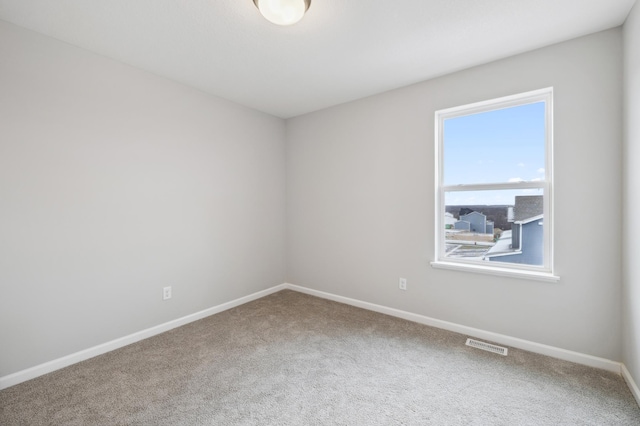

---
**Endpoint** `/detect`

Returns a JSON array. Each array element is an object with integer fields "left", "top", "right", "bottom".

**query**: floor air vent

[{"left": 465, "top": 338, "right": 508, "bottom": 356}]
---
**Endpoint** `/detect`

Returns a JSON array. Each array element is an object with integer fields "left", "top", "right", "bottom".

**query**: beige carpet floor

[{"left": 1, "top": 289, "right": 639, "bottom": 425}]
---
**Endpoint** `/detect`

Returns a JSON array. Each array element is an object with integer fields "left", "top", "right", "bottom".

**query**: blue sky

[{"left": 443, "top": 101, "right": 545, "bottom": 205}]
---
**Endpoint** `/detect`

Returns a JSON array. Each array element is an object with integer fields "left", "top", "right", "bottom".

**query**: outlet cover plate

[{"left": 163, "top": 286, "right": 172, "bottom": 300}]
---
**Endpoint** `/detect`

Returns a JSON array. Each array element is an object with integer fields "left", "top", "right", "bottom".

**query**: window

[{"left": 432, "top": 88, "right": 557, "bottom": 281}]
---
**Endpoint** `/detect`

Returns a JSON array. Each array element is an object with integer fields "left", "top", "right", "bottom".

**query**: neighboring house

[
  {"left": 454, "top": 220, "right": 471, "bottom": 231},
  {"left": 458, "top": 211, "right": 494, "bottom": 234},
  {"left": 486, "top": 221, "right": 495, "bottom": 235},
  {"left": 484, "top": 195, "right": 543, "bottom": 265},
  {"left": 444, "top": 212, "right": 457, "bottom": 228}
]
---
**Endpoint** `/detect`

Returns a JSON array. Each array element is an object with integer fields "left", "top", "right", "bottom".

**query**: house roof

[
  {"left": 513, "top": 196, "right": 543, "bottom": 222},
  {"left": 483, "top": 230, "right": 520, "bottom": 258},
  {"left": 461, "top": 211, "right": 486, "bottom": 218}
]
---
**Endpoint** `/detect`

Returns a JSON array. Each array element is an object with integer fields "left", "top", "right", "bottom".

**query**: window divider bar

[{"left": 442, "top": 182, "right": 546, "bottom": 192}]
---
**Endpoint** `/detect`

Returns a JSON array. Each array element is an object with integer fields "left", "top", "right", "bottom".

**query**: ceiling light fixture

[{"left": 253, "top": 0, "right": 311, "bottom": 26}]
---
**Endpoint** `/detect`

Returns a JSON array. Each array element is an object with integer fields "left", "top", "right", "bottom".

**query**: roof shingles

[{"left": 513, "top": 195, "right": 543, "bottom": 222}]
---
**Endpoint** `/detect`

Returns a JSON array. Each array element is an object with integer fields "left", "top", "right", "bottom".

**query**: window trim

[{"left": 431, "top": 88, "right": 558, "bottom": 281}]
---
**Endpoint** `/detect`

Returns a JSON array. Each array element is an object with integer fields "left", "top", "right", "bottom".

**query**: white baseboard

[
  {"left": 622, "top": 364, "right": 640, "bottom": 407},
  {"left": 1, "top": 282, "right": 627, "bottom": 392},
  {"left": 283, "top": 283, "right": 622, "bottom": 374},
  {"left": 0, "top": 284, "right": 287, "bottom": 391}
]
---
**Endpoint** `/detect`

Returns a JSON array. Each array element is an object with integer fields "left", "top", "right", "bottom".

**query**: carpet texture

[{"left": 1, "top": 290, "right": 639, "bottom": 425}]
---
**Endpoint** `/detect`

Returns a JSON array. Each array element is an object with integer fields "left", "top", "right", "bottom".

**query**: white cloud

[
  {"left": 530, "top": 178, "right": 542, "bottom": 182},
  {"left": 537, "top": 168, "right": 545, "bottom": 174},
  {"left": 518, "top": 162, "right": 525, "bottom": 167},
  {"left": 508, "top": 177, "right": 524, "bottom": 183}
]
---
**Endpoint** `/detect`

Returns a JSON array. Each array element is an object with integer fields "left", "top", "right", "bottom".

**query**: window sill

[{"left": 430, "top": 261, "right": 560, "bottom": 283}]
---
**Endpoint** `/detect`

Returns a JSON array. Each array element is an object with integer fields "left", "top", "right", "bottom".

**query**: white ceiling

[{"left": 0, "top": 0, "right": 636, "bottom": 118}]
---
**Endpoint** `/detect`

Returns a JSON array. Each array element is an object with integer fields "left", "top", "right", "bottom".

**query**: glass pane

[
  {"left": 443, "top": 102, "right": 546, "bottom": 186},
  {"left": 444, "top": 189, "right": 544, "bottom": 266}
]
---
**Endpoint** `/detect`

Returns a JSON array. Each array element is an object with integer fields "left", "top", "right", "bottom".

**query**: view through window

[{"left": 435, "top": 88, "right": 553, "bottom": 274}]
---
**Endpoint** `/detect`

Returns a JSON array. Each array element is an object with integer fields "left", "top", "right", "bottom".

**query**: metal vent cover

[{"left": 466, "top": 338, "right": 508, "bottom": 356}]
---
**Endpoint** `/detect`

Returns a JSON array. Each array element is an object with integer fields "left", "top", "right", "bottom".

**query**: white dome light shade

[{"left": 254, "top": 0, "right": 311, "bottom": 26}]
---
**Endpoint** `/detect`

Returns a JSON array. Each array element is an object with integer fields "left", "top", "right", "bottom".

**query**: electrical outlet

[
  {"left": 399, "top": 278, "right": 407, "bottom": 290},
  {"left": 163, "top": 286, "right": 172, "bottom": 300}
]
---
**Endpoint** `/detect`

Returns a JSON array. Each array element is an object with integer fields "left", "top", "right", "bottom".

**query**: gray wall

[
  {"left": 623, "top": 1, "right": 640, "bottom": 390},
  {"left": 286, "top": 29, "right": 623, "bottom": 360},
  {"left": 2, "top": 13, "right": 634, "bottom": 382},
  {"left": 0, "top": 21, "right": 286, "bottom": 377}
]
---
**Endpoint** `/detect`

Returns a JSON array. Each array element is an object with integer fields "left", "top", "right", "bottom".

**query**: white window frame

[{"left": 431, "top": 88, "right": 559, "bottom": 282}]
